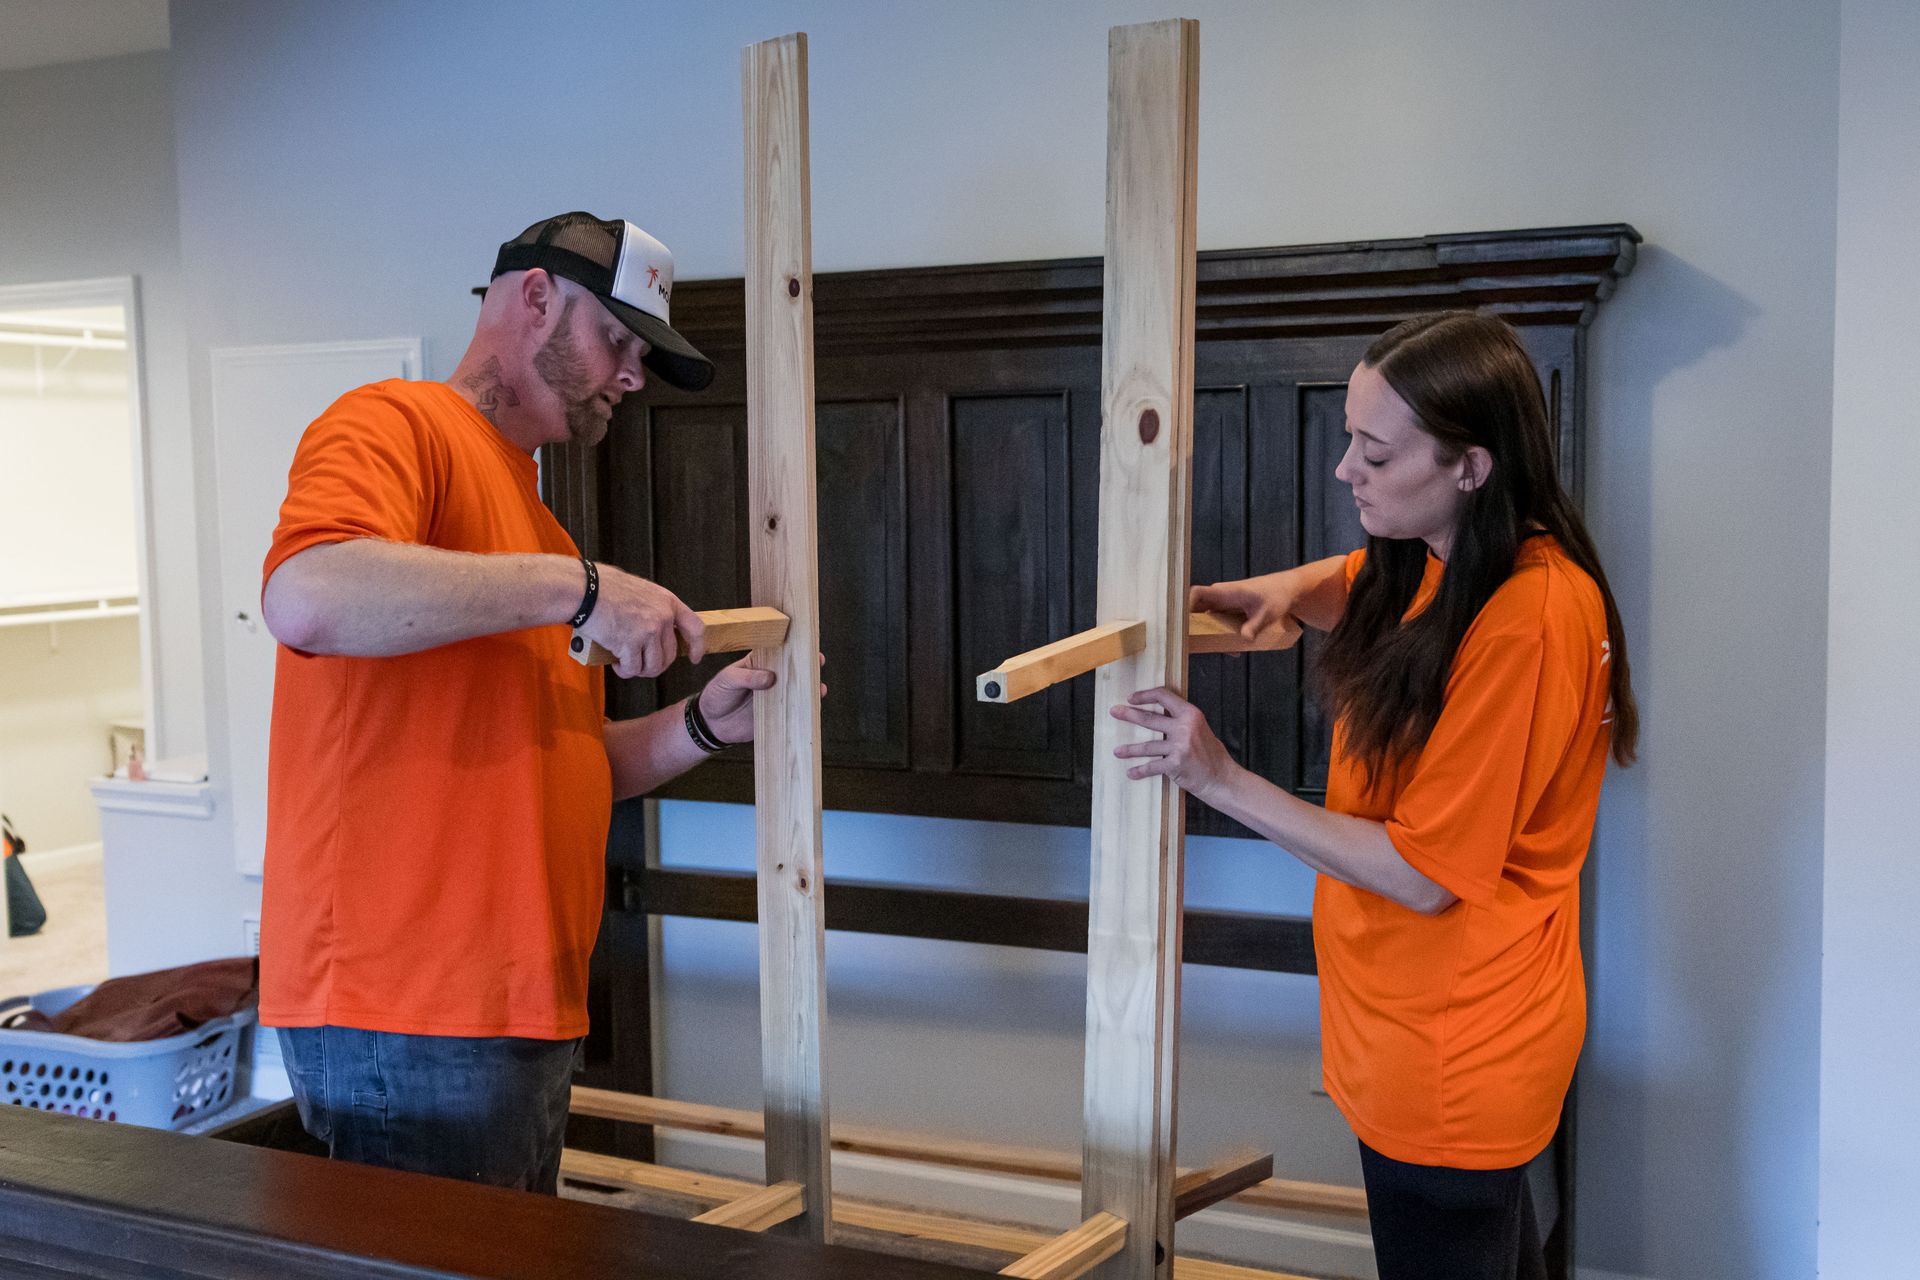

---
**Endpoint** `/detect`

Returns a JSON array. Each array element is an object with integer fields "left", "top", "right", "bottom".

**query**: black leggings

[{"left": 1358, "top": 1142, "right": 1547, "bottom": 1280}]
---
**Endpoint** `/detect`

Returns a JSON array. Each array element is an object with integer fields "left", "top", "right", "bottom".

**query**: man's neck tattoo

[{"left": 460, "top": 356, "right": 522, "bottom": 426}]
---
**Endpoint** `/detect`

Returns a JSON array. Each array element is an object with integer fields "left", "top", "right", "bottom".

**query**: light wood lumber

[
  {"left": 978, "top": 612, "right": 1301, "bottom": 702},
  {"left": 1082, "top": 18, "right": 1201, "bottom": 1280},
  {"left": 558, "top": 1150, "right": 1320, "bottom": 1280},
  {"left": 567, "top": 1087, "right": 1367, "bottom": 1217},
  {"left": 1172, "top": 1153, "right": 1273, "bottom": 1221},
  {"left": 690, "top": 1180, "right": 806, "bottom": 1231},
  {"left": 743, "top": 28, "right": 832, "bottom": 1244},
  {"left": 1000, "top": 1212, "right": 1127, "bottom": 1279},
  {"left": 571, "top": 606, "right": 791, "bottom": 667},
  {"left": 978, "top": 621, "right": 1146, "bottom": 703},
  {"left": 560, "top": 1147, "right": 760, "bottom": 1203},
  {"left": 1184, "top": 611, "right": 1301, "bottom": 655}
]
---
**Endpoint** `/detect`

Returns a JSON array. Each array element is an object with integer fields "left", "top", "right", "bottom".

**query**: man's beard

[{"left": 532, "top": 296, "right": 612, "bottom": 446}]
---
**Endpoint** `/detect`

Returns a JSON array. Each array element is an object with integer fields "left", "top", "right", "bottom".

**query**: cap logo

[{"left": 610, "top": 220, "right": 676, "bottom": 325}]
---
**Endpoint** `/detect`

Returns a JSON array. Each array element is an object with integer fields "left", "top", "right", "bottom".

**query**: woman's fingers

[{"left": 1110, "top": 703, "right": 1171, "bottom": 731}]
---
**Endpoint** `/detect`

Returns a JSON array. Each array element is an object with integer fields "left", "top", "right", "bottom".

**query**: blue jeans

[{"left": 277, "top": 1026, "right": 582, "bottom": 1193}]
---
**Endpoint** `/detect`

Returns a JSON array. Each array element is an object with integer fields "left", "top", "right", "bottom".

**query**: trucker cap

[{"left": 477, "top": 211, "right": 714, "bottom": 392}]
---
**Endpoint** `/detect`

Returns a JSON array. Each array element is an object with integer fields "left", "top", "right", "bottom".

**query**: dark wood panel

[
  {"left": 1185, "top": 385, "right": 1252, "bottom": 832},
  {"left": 1298, "top": 381, "right": 1369, "bottom": 794},
  {"left": 0, "top": 1106, "right": 979, "bottom": 1280},
  {"left": 950, "top": 391, "right": 1074, "bottom": 778},
  {"left": 818, "top": 398, "right": 911, "bottom": 769}
]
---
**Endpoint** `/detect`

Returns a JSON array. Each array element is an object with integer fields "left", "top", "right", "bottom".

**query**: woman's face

[{"left": 1335, "top": 361, "right": 1481, "bottom": 559}]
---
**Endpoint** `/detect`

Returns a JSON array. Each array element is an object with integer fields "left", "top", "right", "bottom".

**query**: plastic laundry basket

[{"left": 0, "top": 983, "right": 253, "bottom": 1129}]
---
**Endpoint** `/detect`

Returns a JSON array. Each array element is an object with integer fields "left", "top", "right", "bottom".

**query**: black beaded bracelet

[
  {"left": 568, "top": 557, "right": 599, "bottom": 628},
  {"left": 684, "top": 695, "right": 730, "bottom": 754}
]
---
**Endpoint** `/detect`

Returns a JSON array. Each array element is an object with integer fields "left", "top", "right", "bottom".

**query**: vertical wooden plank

[
  {"left": 1082, "top": 19, "right": 1199, "bottom": 1280},
  {"left": 742, "top": 30, "right": 832, "bottom": 1243}
]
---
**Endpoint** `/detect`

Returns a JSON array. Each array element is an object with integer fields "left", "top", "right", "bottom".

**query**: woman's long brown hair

[{"left": 1315, "top": 311, "right": 1639, "bottom": 780}]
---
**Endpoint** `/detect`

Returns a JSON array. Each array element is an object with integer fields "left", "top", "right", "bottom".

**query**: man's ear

[
  {"left": 519, "top": 268, "right": 558, "bottom": 325},
  {"left": 1460, "top": 445, "right": 1493, "bottom": 492}
]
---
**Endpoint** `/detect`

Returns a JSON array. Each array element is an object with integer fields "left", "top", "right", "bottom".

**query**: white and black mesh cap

[{"left": 478, "top": 211, "right": 714, "bottom": 391}]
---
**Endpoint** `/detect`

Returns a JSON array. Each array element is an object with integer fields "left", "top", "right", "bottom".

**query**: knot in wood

[
  {"left": 765, "top": 514, "right": 780, "bottom": 533},
  {"left": 787, "top": 277, "right": 801, "bottom": 298},
  {"left": 1139, "top": 408, "right": 1161, "bottom": 444}
]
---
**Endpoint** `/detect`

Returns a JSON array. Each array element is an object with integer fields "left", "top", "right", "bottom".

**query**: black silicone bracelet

[
  {"left": 684, "top": 696, "right": 728, "bottom": 754},
  {"left": 568, "top": 557, "right": 599, "bottom": 628}
]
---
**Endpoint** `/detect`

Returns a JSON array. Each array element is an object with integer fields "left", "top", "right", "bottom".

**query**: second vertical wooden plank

[
  {"left": 1082, "top": 18, "right": 1200, "bottom": 1280},
  {"left": 742, "top": 29, "right": 832, "bottom": 1244}
]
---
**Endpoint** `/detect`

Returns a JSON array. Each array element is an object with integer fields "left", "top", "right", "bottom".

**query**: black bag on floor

[{"left": 3, "top": 814, "right": 47, "bottom": 938}]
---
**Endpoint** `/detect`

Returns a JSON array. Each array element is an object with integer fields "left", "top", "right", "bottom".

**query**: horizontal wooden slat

[
  {"left": 558, "top": 1150, "right": 1319, "bottom": 1280},
  {"left": 1172, "top": 1153, "right": 1273, "bottom": 1220},
  {"left": 571, "top": 605, "right": 791, "bottom": 667},
  {"left": 1185, "top": 611, "right": 1300, "bottom": 655},
  {"left": 977, "top": 613, "right": 1300, "bottom": 703},
  {"left": 690, "top": 1180, "right": 805, "bottom": 1231},
  {"left": 998, "top": 1212, "right": 1125, "bottom": 1279},
  {"left": 622, "top": 867, "right": 1320, "bottom": 975},
  {"left": 978, "top": 621, "right": 1145, "bottom": 704},
  {"left": 567, "top": 1088, "right": 1364, "bottom": 1219}
]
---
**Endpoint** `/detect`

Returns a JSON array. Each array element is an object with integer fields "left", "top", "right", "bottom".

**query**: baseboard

[
  {"left": 14, "top": 841, "right": 102, "bottom": 869},
  {"left": 656, "top": 1130, "right": 1378, "bottom": 1279}
]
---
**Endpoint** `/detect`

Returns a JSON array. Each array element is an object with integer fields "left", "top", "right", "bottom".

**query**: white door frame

[{"left": 0, "top": 275, "right": 161, "bottom": 757}]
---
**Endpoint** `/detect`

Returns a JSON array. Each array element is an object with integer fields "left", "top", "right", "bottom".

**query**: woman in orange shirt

[{"left": 1113, "top": 311, "right": 1638, "bottom": 1279}]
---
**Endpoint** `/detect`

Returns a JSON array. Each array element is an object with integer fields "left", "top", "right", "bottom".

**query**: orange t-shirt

[
  {"left": 256, "top": 380, "right": 609, "bottom": 1040},
  {"left": 1315, "top": 536, "right": 1612, "bottom": 1168}
]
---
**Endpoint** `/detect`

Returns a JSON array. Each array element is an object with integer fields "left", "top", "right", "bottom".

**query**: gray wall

[
  {"left": 0, "top": 49, "right": 204, "bottom": 759},
  {"left": 155, "top": 2, "right": 1844, "bottom": 1276},
  {"left": 1818, "top": 0, "right": 1920, "bottom": 1271}
]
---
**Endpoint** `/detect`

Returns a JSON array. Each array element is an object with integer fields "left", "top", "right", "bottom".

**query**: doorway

[{"left": 0, "top": 276, "right": 154, "bottom": 1000}]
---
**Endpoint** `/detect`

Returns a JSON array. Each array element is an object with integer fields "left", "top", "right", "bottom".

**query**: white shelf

[{"left": 0, "top": 595, "right": 139, "bottom": 630}]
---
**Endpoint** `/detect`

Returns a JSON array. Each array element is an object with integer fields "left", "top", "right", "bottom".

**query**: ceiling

[{"left": 0, "top": 0, "right": 169, "bottom": 74}]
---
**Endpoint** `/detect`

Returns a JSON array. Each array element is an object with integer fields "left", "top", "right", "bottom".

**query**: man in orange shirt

[
  {"left": 257, "top": 213, "right": 771, "bottom": 1193},
  {"left": 1113, "top": 312, "right": 1638, "bottom": 1279}
]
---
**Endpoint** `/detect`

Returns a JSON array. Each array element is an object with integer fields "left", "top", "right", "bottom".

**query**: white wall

[
  {"left": 0, "top": 50, "right": 204, "bottom": 760},
  {"left": 0, "top": 343, "right": 140, "bottom": 606},
  {"left": 1817, "top": 0, "right": 1920, "bottom": 1272},
  {"left": 0, "top": 341, "right": 145, "bottom": 851},
  {"left": 0, "top": 619, "right": 142, "bottom": 853},
  {"left": 153, "top": 2, "right": 1847, "bottom": 1276}
]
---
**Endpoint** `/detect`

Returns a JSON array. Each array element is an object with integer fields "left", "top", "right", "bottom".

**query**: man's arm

[
  {"left": 262, "top": 538, "right": 704, "bottom": 676},
  {"left": 604, "top": 659, "right": 779, "bottom": 801}
]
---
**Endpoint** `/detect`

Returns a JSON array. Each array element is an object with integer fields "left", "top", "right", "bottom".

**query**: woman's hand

[
  {"left": 695, "top": 654, "right": 827, "bottom": 746},
  {"left": 1110, "top": 687, "right": 1238, "bottom": 805},
  {"left": 1190, "top": 573, "right": 1305, "bottom": 648}
]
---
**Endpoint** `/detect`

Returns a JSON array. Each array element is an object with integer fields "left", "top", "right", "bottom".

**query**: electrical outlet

[{"left": 242, "top": 916, "right": 261, "bottom": 956}]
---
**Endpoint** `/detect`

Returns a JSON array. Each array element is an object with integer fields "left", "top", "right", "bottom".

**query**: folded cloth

[{"left": 3, "top": 957, "right": 257, "bottom": 1042}]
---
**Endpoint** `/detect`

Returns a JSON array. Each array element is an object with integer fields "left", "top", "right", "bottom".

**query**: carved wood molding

[{"left": 664, "top": 224, "right": 1639, "bottom": 356}]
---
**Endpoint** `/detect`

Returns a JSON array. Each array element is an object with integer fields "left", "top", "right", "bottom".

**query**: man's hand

[
  {"left": 577, "top": 564, "right": 706, "bottom": 679},
  {"left": 695, "top": 654, "right": 827, "bottom": 746},
  {"left": 1110, "top": 686, "right": 1238, "bottom": 806}
]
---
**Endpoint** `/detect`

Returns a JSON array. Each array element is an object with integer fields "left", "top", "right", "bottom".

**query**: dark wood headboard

[
  {"left": 549, "top": 225, "right": 1638, "bottom": 1280},
  {"left": 546, "top": 224, "right": 1637, "bottom": 832}
]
